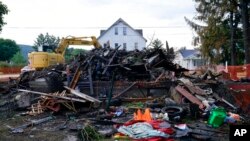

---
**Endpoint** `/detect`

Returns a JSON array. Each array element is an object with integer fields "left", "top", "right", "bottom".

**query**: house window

[
  {"left": 115, "top": 27, "right": 118, "bottom": 35},
  {"left": 115, "top": 43, "right": 119, "bottom": 48},
  {"left": 123, "top": 43, "right": 127, "bottom": 50},
  {"left": 134, "top": 42, "right": 138, "bottom": 50},
  {"left": 123, "top": 27, "right": 127, "bottom": 35}
]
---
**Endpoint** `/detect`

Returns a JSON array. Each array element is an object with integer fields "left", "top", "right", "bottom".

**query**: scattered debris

[{"left": 0, "top": 47, "right": 249, "bottom": 140}]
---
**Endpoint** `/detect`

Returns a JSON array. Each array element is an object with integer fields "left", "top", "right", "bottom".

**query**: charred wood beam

[
  {"left": 175, "top": 85, "right": 204, "bottom": 110},
  {"left": 102, "top": 46, "right": 120, "bottom": 75},
  {"left": 88, "top": 65, "right": 94, "bottom": 95},
  {"left": 113, "top": 82, "right": 137, "bottom": 98},
  {"left": 70, "top": 55, "right": 94, "bottom": 89}
]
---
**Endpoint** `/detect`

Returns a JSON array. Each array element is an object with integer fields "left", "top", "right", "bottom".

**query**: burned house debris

[{"left": 0, "top": 47, "right": 249, "bottom": 141}]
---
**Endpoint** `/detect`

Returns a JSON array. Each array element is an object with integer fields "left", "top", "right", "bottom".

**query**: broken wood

[
  {"left": 102, "top": 46, "right": 120, "bottom": 74},
  {"left": 17, "top": 89, "right": 86, "bottom": 103},
  {"left": 175, "top": 85, "right": 204, "bottom": 109},
  {"left": 184, "top": 84, "right": 207, "bottom": 96},
  {"left": 113, "top": 82, "right": 137, "bottom": 98},
  {"left": 213, "top": 93, "right": 237, "bottom": 110},
  {"left": 64, "top": 86, "right": 101, "bottom": 103},
  {"left": 88, "top": 66, "right": 94, "bottom": 95}
]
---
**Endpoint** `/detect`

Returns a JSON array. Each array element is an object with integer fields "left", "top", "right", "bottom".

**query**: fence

[
  {"left": 0, "top": 67, "right": 22, "bottom": 74},
  {"left": 227, "top": 64, "right": 250, "bottom": 80}
]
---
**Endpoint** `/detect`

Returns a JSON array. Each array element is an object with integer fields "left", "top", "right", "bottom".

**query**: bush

[
  {"left": 0, "top": 61, "right": 10, "bottom": 67},
  {"left": 0, "top": 61, "right": 25, "bottom": 67},
  {"left": 10, "top": 52, "right": 26, "bottom": 66}
]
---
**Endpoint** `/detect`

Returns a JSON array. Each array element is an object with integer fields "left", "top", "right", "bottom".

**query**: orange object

[
  {"left": 134, "top": 109, "right": 143, "bottom": 120},
  {"left": 246, "top": 64, "right": 250, "bottom": 78},
  {"left": 143, "top": 108, "right": 152, "bottom": 121},
  {"left": 137, "top": 109, "right": 143, "bottom": 120},
  {"left": 134, "top": 108, "right": 152, "bottom": 121},
  {"left": 134, "top": 112, "right": 137, "bottom": 120}
]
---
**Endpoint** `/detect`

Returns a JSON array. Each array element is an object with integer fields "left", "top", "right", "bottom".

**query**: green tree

[
  {"left": 151, "top": 39, "right": 163, "bottom": 49},
  {"left": 185, "top": 0, "right": 243, "bottom": 65},
  {"left": 64, "top": 48, "right": 87, "bottom": 63},
  {"left": 33, "top": 33, "right": 60, "bottom": 51},
  {"left": 240, "top": 0, "right": 250, "bottom": 64},
  {"left": 10, "top": 51, "right": 26, "bottom": 65},
  {"left": 0, "top": 38, "right": 19, "bottom": 61},
  {"left": 0, "top": 1, "right": 8, "bottom": 32}
]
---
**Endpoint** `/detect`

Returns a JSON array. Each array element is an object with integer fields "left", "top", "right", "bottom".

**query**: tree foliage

[
  {"left": 0, "top": 1, "right": 8, "bottom": 33},
  {"left": 150, "top": 39, "right": 163, "bottom": 49},
  {"left": 240, "top": 0, "right": 250, "bottom": 64},
  {"left": 65, "top": 48, "right": 87, "bottom": 63},
  {"left": 33, "top": 33, "right": 60, "bottom": 51},
  {"left": 185, "top": 0, "right": 246, "bottom": 65},
  {"left": 10, "top": 51, "right": 26, "bottom": 65},
  {"left": 0, "top": 38, "right": 19, "bottom": 61}
]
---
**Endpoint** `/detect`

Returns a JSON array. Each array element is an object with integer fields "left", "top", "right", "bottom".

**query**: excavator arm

[
  {"left": 55, "top": 36, "right": 101, "bottom": 56},
  {"left": 28, "top": 36, "right": 101, "bottom": 70}
]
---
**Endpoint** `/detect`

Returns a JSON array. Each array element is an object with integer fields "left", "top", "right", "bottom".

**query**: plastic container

[{"left": 208, "top": 107, "right": 227, "bottom": 128}]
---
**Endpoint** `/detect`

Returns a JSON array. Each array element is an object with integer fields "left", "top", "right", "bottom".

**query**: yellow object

[
  {"left": 113, "top": 134, "right": 130, "bottom": 140},
  {"left": 28, "top": 36, "right": 101, "bottom": 70}
]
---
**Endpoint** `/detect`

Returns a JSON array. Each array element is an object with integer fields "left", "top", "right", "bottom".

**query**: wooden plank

[
  {"left": 17, "top": 89, "right": 86, "bottom": 103},
  {"left": 64, "top": 86, "right": 101, "bottom": 103},
  {"left": 185, "top": 84, "right": 207, "bottom": 95},
  {"left": 175, "top": 85, "right": 204, "bottom": 109}
]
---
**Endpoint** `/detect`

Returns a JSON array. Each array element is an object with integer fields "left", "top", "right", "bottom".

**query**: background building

[
  {"left": 98, "top": 18, "right": 147, "bottom": 50},
  {"left": 174, "top": 48, "right": 206, "bottom": 70}
]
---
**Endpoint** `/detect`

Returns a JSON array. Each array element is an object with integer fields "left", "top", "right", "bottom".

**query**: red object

[
  {"left": 148, "top": 120, "right": 175, "bottom": 134},
  {"left": 134, "top": 137, "right": 174, "bottom": 141},
  {"left": 123, "top": 120, "right": 145, "bottom": 126},
  {"left": 227, "top": 66, "right": 239, "bottom": 80},
  {"left": 246, "top": 64, "right": 250, "bottom": 78},
  {"left": 227, "top": 83, "right": 250, "bottom": 114},
  {"left": 158, "top": 128, "right": 175, "bottom": 135}
]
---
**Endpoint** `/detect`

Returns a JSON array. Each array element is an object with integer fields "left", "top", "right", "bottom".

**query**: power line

[{"left": 4, "top": 26, "right": 187, "bottom": 29}]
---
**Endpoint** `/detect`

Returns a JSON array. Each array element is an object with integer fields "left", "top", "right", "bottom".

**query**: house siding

[
  {"left": 98, "top": 22, "right": 146, "bottom": 50},
  {"left": 174, "top": 51, "right": 206, "bottom": 70}
]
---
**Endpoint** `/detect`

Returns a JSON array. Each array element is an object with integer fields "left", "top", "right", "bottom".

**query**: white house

[
  {"left": 174, "top": 48, "right": 206, "bottom": 70},
  {"left": 97, "top": 18, "right": 147, "bottom": 50}
]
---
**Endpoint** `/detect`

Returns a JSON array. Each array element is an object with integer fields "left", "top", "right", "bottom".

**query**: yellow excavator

[{"left": 28, "top": 36, "right": 101, "bottom": 70}]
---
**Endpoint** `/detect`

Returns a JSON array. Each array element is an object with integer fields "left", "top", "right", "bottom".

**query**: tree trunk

[
  {"left": 241, "top": 0, "right": 250, "bottom": 64},
  {"left": 230, "top": 11, "right": 237, "bottom": 65}
]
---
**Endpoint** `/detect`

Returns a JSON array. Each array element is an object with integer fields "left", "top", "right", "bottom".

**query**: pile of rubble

[{"left": 0, "top": 47, "right": 249, "bottom": 141}]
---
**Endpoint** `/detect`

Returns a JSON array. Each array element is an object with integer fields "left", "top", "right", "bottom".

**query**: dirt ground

[
  {"left": 0, "top": 112, "right": 78, "bottom": 141},
  {"left": 0, "top": 109, "right": 231, "bottom": 141},
  {"left": 0, "top": 74, "right": 19, "bottom": 82},
  {"left": 0, "top": 113, "right": 116, "bottom": 141}
]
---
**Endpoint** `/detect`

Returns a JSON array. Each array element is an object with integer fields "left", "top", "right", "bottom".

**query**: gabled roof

[
  {"left": 98, "top": 18, "right": 147, "bottom": 41},
  {"left": 179, "top": 49, "right": 199, "bottom": 59}
]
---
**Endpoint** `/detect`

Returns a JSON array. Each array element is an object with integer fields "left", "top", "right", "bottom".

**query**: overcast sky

[{"left": 1, "top": 0, "right": 196, "bottom": 49}]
